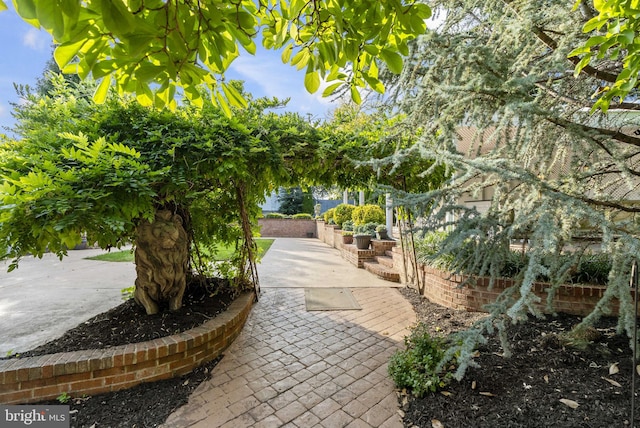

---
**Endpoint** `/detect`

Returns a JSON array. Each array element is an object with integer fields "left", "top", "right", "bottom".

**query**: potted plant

[
  {"left": 341, "top": 220, "right": 355, "bottom": 244},
  {"left": 376, "top": 224, "right": 389, "bottom": 240},
  {"left": 342, "top": 231, "right": 354, "bottom": 245},
  {"left": 354, "top": 224, "right": 375, "bottom": 249},
  {"left": 363, "top": 222, "right": 378, "bottom": 237}
]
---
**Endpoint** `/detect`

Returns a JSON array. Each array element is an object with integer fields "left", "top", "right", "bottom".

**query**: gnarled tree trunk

[{"left": 134, "top": 209, "right": 189, "bottom": 315}]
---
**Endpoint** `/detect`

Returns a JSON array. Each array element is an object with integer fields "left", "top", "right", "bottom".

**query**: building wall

[{"left": 258, "top": 219, "right": 317, "bottom": 238}]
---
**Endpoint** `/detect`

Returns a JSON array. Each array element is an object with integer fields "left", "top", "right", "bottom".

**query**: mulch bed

[
  {"left": 8, "top": 277, "right": 237, "bottom": 428},
  {"left": 5, "top": 277, "right": 237, "bottom": 358},
  {"left": 398, "top": 287, "right": 638, "bottom": 428},
  {"left": 12, "top": 282, "right": 640, "bottom": 427}
]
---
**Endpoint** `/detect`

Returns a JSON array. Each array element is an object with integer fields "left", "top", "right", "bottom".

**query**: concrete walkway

[
  {"left": 257, "top": 238, "right": 403, "bottom": 289},
  {"left": 0, "top": 248, "right": 135, "bottom": 355},
  {"left": 163, "top": 239, "right": 415, "bottom": 427}
]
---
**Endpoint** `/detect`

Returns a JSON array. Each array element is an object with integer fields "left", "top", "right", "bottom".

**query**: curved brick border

[{"left": 0, "top": 292, "right": 254, "bottom": 404}]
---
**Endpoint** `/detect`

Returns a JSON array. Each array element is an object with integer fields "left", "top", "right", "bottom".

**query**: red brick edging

[
  {"left": 417, "top": 264, "right": 613, "bottom": 316},
  {"left": 0, "top": 292, "right": 255, "bottom": 404}
]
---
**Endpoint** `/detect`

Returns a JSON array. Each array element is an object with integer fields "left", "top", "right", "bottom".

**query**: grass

[
  {"left": 85, "top": 249, "right": 135, "bottom": 262},
  {"left": 85, "top": 239, "right": 275, "bottom": 263}
]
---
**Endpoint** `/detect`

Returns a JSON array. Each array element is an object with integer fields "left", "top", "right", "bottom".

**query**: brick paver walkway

[{"left": 162, "top": 287, "right": 416, "bottom": 427}]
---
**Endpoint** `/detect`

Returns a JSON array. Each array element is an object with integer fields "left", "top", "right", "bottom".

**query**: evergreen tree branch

[
  {"left": 547, "top": 116, "right": 640, "bottom": 148},
  {"left": 532, "top": 26, "right": 619, "bottom": 83}
]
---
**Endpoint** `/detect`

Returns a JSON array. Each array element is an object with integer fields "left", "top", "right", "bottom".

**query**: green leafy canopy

[
  {"left": 570, "top": 0, "right": 640, "bottom": 111},
  {"left": 2, "top": 0, "right": 431, "bottom": 110}
]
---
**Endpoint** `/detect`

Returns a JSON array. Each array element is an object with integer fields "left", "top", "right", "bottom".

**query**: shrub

[
  {"left": 354, "top": 223, "right": 377, "bottom": 236},
  {"left": 414, "top": 231, "right": 613, "bottom": 286},
  {"left": 323, "top": 208, "right": 336, "bottom": 223},
  {"left": 388, "top": 323, "right": 453, "bottom": 397},
  {"left": 342, "top": 220, "right": 354, "bottom": 231},
  {"left": 333, "top": 203, "right": 356, "bottom": 228},
  {"left": 292, "top": 213, "right": 313, "bottom": 219},
  {"left": 265, "top": 212, "right": 286, "bottom": 218},
  {"left": 570, "top": 253, "right": 611, "bottom": 285},
  {"left": 352, "top": 204, "right": 385, "bottom": 225}
]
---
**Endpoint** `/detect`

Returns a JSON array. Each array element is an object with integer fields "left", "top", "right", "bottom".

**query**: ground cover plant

[
  {"left": 398, "top": 287, "right": 637, "bottom": 428},
  {"left": 414, "top": 231, "right": 612, "bottom": 286}
]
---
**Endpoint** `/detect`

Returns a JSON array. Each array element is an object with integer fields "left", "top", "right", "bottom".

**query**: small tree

[
  {"left": 0, "top": 78, "right": 333, "bottom": 315},
  {"left": 383, "top": 0, "right": 640, "bottom": 378},
  {"left": 278, "top": 187, "right": 304, "bottom": 215}
]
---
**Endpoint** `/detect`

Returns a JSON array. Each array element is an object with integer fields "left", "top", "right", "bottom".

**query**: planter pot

[
  {"left": 342, "top": 235, "right": 354, "bottom": 245},
  {"left": 354, "top": 234, "right": 371, "bottom": 250},
  {"left": 376, "top": 231, "right": 388, "bottom": 240}
]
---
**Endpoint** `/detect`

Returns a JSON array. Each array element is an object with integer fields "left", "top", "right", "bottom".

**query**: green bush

[
  {"left": 333, "top": 203, "right": 356, "bottom": 228},
  {"left": 388, "top": 323, "right": 452, "bottom": 397},
  {"left": 265, "top": 212, "right": 286, "bottom": 218},
  {"left": 323, "top": 208, "right": 336, "bottom": 223},
  {"left": 354, "top": 222, "right": 378, "bottom": 236},
  {"left": 352, "top": 204, "right": 385, "bottom": 225},
  {"left": 292, "top": 213, "right": 313, "bottom": 219},
  {"left": 342, "top": 220, "right": 354, "bottom": 231},
  {"left": 414, "top": 231, "right": 613, "bottom": 286}
]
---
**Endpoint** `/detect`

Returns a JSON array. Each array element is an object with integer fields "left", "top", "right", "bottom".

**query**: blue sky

[{"left": 0, "top": 7, "right": 338, "bottom": 134}]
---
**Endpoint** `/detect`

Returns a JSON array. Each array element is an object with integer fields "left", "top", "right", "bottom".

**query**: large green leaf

[
  {"left": 36, "top": 0, "right": 64, "bottom": 38},
  {"left": 93, "top": 76, "right": 111, "bottom": 104},
  {"left": 8, "top": 0, "right": 431, "bottom": 108},
  {"left": 54, "top": 39, "right": 86, "bottom": 68},
  {"left": 100, "top": 0, "right": 134, "bottom": 35},
  {"left": 304, "top": 69, "right": 321, "bottom": 93},
  {"left": 379, "top": 49, "right": 403, "bottom": 74}
]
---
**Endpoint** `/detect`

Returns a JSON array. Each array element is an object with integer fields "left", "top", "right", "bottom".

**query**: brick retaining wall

[
  {"left": 391, "top": 245, "right": 616, "bottom": 316},
  {"left": 0, "top": 293, "right": 254, "bottom": 404},
  {"left": 342, "top": 245, "right": 376, "bottom": 268},
  {"left": 371, "top": 240, "right": 396, "bottom": 256},
  {"left": 258, "top": 218, "right": 317, "bottom": 238},
  {"left": 419, "top": 266, "right": 612, "bottom": 315}
]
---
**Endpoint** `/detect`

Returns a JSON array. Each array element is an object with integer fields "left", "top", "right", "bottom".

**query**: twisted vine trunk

[{"left": 133, "top": 209, "right": 189, "bottom": 315}]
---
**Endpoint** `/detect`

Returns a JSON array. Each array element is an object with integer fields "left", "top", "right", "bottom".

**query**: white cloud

[{"left": 22, "top": 28, "right": 48, "bottom": 51}]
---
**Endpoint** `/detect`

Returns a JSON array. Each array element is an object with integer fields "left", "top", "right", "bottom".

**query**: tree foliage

[
  {"left": 0, "top": 78, "right": 341, "bottom": 292},
  {"left": 385, "top": 0, "right": 640, "bottom": 378},
  {"left": 277, "top": 187, "right": 304, "bottom": 215},
  {"left": 2, "top": 0, "right": 430, "bottom": 110},
  {"left": 0, "top": 76, "right": 411, "bottom": 272},
  {"left": 571, "top": 0, "right": 640, "bottom": 111},
  {"left": 325, "top": 103, "right": 450, "bottom": 194}
]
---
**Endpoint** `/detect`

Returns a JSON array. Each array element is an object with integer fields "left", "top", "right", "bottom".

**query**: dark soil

[
  {"left": 21, "top": 277, "right": 238, "bottom": 428},
  {"left": 7, "top": 277, "right": 237, "bottom": 358},
  {"left": 398, "top": 287, "right": 638, "bottom": 428},
  {"left": 20, "top": 283, "right": 639, "bottom": 428}
]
